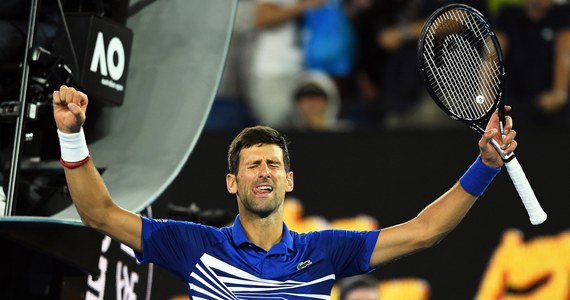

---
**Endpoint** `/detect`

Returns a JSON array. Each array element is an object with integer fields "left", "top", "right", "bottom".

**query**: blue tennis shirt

[{"left": 136, "top": 215, "right": 380, "bottom": 299}]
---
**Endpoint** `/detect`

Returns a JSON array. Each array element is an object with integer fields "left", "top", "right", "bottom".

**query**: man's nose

[{"left": 258, "top": 163, "right": 271, "bottom": 178}]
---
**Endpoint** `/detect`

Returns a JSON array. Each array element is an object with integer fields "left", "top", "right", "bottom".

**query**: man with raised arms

[{"left": 53, "top": 85, "right": 517, "bottom": 299}]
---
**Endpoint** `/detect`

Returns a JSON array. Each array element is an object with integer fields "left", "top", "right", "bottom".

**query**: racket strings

[
  {"left": 426, "top": 40, "right": 477, "bottom": 118},
  {"left": 441, "top": 10, "right": 493, "bottom": 108},
  {"left": 437, "top": 10, "right": 484, "bottom": 118},
  {"left": 454, "top": 9, "right": 502, "bottom": 107},
  {"left": 438, "top": 20, "right": 497, "bottom": 118},
  {"left": 423, "top": 28, "right": 476, "bottom": 117},
  {"left": 442, "top": 33, "right": 487, "bottom": 118},
  {"left": 445, "top": 32, "right": 493, "bottom": 118},
  {"left": 424, "top": 34, "right": 481, "bottom": 119},
  {"left": 436, "top": 11, "right": 493, "bottom": 118},
  {"left": 422, "top": 9, "right": 502, "bottom": 120}
]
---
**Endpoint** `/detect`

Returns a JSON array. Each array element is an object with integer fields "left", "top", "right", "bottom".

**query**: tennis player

[{"left": 53, "top": 85, "right": 517, "bottom": 299}]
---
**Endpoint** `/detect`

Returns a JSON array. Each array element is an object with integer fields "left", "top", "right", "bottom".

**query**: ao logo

[{"left": 90, "top": 32, "right": 125, "bottom": 81}]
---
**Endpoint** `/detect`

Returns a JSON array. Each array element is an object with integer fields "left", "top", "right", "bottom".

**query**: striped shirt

[{"left": 136, "top": 215, "right": 379, "bottom": 299}]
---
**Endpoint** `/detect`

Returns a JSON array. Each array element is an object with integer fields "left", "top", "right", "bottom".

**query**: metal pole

[{"left": 4, "top": 0, "right": 42, "bottom": 216}]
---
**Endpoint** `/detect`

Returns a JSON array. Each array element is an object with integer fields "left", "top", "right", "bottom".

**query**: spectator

[
  {"left": 338, "top": 275, "right": 379, "bottom": 300},
  {"left": 302, "top": 0, "right": 357, "bottom": 99},
  {"left": 350, "top": 0, "right": 487, "bottom": 128},
  {"left": 494, "top": 0, "right": 570, "bottom": 128},
  {"left": 350, "top": 0, "right": 437, "bottom": 126},
  {"left": 289, "top": 70, "right": 352, "bottom": 131},
  {"left": 249, "top": 0, "right": 327, "bottom": 129}
]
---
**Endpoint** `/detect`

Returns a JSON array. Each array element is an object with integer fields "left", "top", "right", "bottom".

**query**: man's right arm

[
  {"left": 54, "top": 85, "right": 142, "bottom": 253},
  {"left": 63, "top": 160, "right": 142, "bottom": 253}
]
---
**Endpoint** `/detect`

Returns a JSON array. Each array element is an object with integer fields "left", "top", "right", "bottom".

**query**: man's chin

[
  {"left": 250, "top": 204, "right": 277, "bottom": 218},
  {"left": 240, "top": 195, "right": 281, "bottom": 218},
  {"left": 248, "top": 204, "right": 278, "bottom": 219}
]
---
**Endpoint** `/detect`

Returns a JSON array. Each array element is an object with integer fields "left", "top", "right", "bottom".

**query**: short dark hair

[
  {"left": 339, "top": 275, "right": 379, "bottom": 300},
  {"left": 294, "top": 83, "right": 328, "bottom": 101},
  {"left": 227, "top": 126, "right": 290, "bottom": 175}
]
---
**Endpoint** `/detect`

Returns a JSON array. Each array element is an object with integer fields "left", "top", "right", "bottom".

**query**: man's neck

[{"left": 239, "top": 212, "right": 284, "bottom": 252}]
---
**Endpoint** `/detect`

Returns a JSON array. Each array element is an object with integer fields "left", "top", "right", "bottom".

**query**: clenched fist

[{"left": 53, "top": 85, "right": 88, "bottom": 134}]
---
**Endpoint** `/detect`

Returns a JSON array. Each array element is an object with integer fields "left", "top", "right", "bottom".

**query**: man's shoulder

[
  {"left": 145, "top": 217, "right": 228, "bottom": 240},
  {"left": 290, "top": 229, "right": 355, "bottom": 244}
]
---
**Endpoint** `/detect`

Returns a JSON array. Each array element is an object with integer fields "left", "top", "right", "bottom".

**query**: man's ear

[
  {"left": 226, "top": 173, "right": 237, "bottom": 194},
  {"left": 286, "top": 171, "right": 294, "bottom": 192}
]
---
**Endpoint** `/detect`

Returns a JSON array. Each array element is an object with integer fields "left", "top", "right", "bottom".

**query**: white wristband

[{"left": 58, "top": 127, "right": 89, "bottom": 162}]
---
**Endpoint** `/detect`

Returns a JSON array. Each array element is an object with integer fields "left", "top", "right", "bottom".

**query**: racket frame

[
  {"left": 417, "top": 3, "right": 547, "bottom": 225},
  {"left": 417, "top": 4, "right": 508, "bottom": 143}
]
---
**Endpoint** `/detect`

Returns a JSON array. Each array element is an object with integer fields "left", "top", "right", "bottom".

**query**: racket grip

[{"left": 504, "top": 157, "right": 547, "bottom": 225}]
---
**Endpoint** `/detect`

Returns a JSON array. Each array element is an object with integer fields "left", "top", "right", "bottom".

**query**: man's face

[
  {"left": 226, "top": 144, "right": 294, "bottom": 218},
  {"left": 345, "top": 287, "right": 379, "bottom": 300}
]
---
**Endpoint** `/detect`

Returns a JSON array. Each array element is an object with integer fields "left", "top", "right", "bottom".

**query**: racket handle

[{"left": 504, "top": 157, "right": 547, "bottom": 225}]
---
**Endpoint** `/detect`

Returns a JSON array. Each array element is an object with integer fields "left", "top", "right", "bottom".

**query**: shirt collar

[{"left": 231, "top": 215, "right": 295, "bottom": 254}]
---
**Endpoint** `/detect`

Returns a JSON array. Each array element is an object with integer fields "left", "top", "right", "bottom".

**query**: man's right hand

[{"left": 53, "top": 85, "right": 88, "bottom": 134}]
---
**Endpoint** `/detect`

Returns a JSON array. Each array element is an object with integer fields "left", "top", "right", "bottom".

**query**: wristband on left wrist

[{"left": 459, "top": 156, "right": 501, "bottom": 196}]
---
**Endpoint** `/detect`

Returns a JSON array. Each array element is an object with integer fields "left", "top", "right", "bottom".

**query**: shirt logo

[{"left": 297, "top": 260, "right": 312, "bottom": 270}]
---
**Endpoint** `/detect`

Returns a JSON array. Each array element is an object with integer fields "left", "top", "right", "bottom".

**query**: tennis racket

[{"left": 417, "top": 4, "right": 547, "bottom": 225}]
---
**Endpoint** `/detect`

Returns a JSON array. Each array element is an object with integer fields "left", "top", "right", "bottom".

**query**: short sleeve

[
  {"left": 135, "top": 217, "right": 223, "bottom": 278},
  {"left": 313, "top": 229, "right": 380, "bottom": 278}
]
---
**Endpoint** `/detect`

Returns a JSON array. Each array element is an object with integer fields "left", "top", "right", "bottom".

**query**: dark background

[
  {"left": 0, "top": 127, "right": 567, "bottom": 299},
  {"left": 166, "top": 127, "right": 567, "bottom": 299}
]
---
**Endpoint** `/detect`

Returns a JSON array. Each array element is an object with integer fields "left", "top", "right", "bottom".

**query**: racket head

[{"left": 417, "top": 4, "right": 506, "bottom": 133}]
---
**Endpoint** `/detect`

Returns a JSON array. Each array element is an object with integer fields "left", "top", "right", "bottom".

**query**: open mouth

[{"left": 254, "top": 184, "right": 273, "bottom": 195}]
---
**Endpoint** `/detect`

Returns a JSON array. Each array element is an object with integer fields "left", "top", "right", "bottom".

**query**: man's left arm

[{"left": 369, "top": 109, "right": 517, "bottom": 267}]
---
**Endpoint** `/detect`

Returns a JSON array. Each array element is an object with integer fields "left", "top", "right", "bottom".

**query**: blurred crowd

[
  {"left": 1, "top": 0, "right": 569, "bottom": 134},
  {"left": 206, "top": 0, "right": 570, "bottom": 131},
  {"left": 0, "top": 0, "right": 569, "bottom": 194}
]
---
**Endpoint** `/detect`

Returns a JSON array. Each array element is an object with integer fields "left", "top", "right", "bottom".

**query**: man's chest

[{"left": 187, "top": 249, "right": 335, "bottom": 299}]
